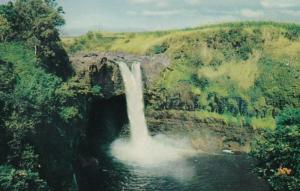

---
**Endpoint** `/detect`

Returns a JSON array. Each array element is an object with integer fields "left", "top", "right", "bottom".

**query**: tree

[
  {"left": 0, "top": 0, "right": 73, "bottom": 78},
  {"left": 0, "top": 15, "right": 12, "bottom": 42},
  {"left": 0, "top": 165, "right": 49, "bottom": 191},
  {"left": 0, "top": 2, "right": 18, "bottom": 41},
  {"left": 14, "top": 0, "right": 72, "bottom": 77},
  {"left": 0, "top": 60, "right": 16, "bottom": 163}
]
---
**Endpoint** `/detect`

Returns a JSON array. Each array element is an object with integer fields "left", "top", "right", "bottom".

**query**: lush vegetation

[
  {"left": 251, "top": 108, "right": 300, "bottom": 191},
  {"left": 0, "top": 0, "right": 73, "bottom": 78},
  {"left": 0, "top": 1, "right": 97, "bottom": 190},
  {"left": 0, "top": 41, "right": 101, "bottom": 190},
  {"left": 0, "top": 42, "right": 88, "bottom": 190},
  {"left": 1, "top": 0, "right": 300, "bottom": 190},
  {"left": 64, "top": 22, "right": 300, "bottom": 129}
]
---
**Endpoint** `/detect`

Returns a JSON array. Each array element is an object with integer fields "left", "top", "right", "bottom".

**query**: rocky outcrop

[
  {"left": 146, "top": 109, "right": 253, "bottom": 152},
  {"left": 70, "top": 52, "right": 170, "bottom": 98}
]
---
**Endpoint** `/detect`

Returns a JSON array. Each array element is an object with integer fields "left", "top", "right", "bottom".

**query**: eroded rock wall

[{"left": 70, "top": 52, "right": 170, "bottom": 99}]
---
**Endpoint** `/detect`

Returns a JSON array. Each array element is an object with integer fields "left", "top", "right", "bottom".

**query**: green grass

[
  {"left": 250, "top": 117, "right": 276, "bottom": 129},
  {"left": 62, "top": 21, "right": 300, "bottom": 55},
  {"left": 197, "top": 53, "right": 260, "bottom": 90}
]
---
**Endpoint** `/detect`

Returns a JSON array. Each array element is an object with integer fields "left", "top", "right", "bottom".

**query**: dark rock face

[
  {"left": 90, "top": 58, "right": 124, "bottom": 98},
  {"left": 70, "top": 52, "right": 170, "bottom": 99},
  {"left": 146, "top": 109, "right": 253, "bottom": 152}
]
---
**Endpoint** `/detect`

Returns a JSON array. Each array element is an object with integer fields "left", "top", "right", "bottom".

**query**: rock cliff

[{"left": 70, "top": 52, "right": 170, "bottom": 99}]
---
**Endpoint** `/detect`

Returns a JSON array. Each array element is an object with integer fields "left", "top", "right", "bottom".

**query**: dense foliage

[
  {"left": 0, "top": 42, "right": 100, "bottom": 190},
  {"left": 0, "top": 0, "right": 73, "bottom": 78},
  {"left": 251, "top": 108, "right": 300, "bottom": 191},
  {"left": 145, "top": 24, "right": 300, "bottom": 126},
  {"left": 0, "top": 1, "right": 94, "bottom": 190}
]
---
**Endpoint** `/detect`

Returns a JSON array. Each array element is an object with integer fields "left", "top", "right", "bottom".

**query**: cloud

[
  {"left": 128, "top": 0, "right": 170, "bottom": 7},
  {"left": 126, "top": 10, "right": 138, "bottom": 16},
  {"left": 0, "top": 0, "right": 10, "bottom": 4},
  {"left": 129, "top": 0, "right": 157, "bottom": 2},
  {"left": 279, "top": 10, "right": 300, "bottom": 17},
  {"left": 261, "top": 0, "right": 300, "bottom": 9},
  {"left": 142, "top": 10, "right": 181, "bottom": 16},
  {"left": 185, "top": 0, "right": 202, "bottom": 5},
  {"left": 126, "top": 9, "right": 182, "bottom": 17},
  {"left": 241, "top": 9, "right": 264, "bottom": 18}
]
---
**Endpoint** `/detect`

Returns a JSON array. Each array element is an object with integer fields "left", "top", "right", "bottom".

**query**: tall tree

[{"left": 0, "top": 0, "right": 73, "bottom": 78}]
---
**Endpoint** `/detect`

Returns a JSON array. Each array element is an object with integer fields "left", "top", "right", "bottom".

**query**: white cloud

[
  {"left": 126, "top": 11, "right": 138, "bottom": 16},
  {"left": 129, "top": 0, "right": 158, "bottom": 2},
  {"left": 126, "top": 9, "right": 182, "bottom": 16},
  {"left": 279, "top": 10, "right": 300, "bottom": 17},
  {"left": 185, "top": 0, "right": 202, "bottom": 5},
  {"left": 0, "top": 0, "right": 10, "bottom": 4},
  {"left": 142, "top": 10, "right": 180, "bottom": 16},
  {"left": 261, "top": 0, "right": 300, "bottom": 9},
  {"left": 128, "top": 0, "right": 170, "bottom": 7},
  {"left": 241, "top": 9, "right": 264, "bottom": 18}
]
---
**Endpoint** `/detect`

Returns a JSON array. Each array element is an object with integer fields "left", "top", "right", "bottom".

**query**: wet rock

[{"left": 70, "top": 52, "right": 170, "bottom": 99}]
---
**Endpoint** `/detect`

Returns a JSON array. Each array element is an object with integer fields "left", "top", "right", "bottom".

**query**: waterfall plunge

[
  {"left": 110, "top": 62, "right": 197, "bottom": 166},
  {"left": 117, "top": 62, "right": 149, "bottom": 145}
]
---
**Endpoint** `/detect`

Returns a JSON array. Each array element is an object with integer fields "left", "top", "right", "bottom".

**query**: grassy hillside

[
  {"left": 63, "top": 22, "right": 300, "bottom": 128},
  {"left": 63, "top": 22, "right": 300, "bottom": 55}
]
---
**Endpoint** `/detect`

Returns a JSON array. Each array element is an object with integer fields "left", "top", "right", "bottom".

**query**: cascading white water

[
  {"left": 117, "top": 62, "right": 149, "bottom": 145},
  {"left": 110, "top": 62, "right": 197, "bottom": 166}
]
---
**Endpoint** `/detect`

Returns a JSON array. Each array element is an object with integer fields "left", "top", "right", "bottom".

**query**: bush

[
  {"left": 0, "top": 165, "right": 49, "bottom": 191},
  {"left": 59, "top": 106, "right": 81, "bottom": 123},
  {"left": 250, "top": 117, "right": 276, "bottom": 129},
  {"left": 284, "top": 25, "right": 300, "bottom": 40},
  {"left": 251, "top": 108, "right": 300, "bottom": 191},
  {"left": 255, "top": 57, "right": 300, "bottom": 112},
  {"left": 206, "top": 28, "right": 263, "bottom": 60},
  {"left": 152, "top": 42, "right": 169, "bottom": 54},
  {"left": 91, "top": 85, "right": 101, "bottom": 95}
]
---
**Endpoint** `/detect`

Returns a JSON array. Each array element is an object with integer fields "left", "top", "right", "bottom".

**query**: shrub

[
  {"left": 206, "top": 28, "right": 263, "bottom": 60},
  {"left": 0, "top": 165, "right": 49, "bottom": 191},
  {"left": 152, "top": 42, "right": 169, "bottom": 54},
  {"left": 251, "top": 108, "right": 300, "bottom": 191},
  {"left": 59, "top": 106, "right": 81, "bottom": 123},
  {"left": 250, "top": 117, "right": 276, "bottom": 129},
  {"left": 255, "top": 57, "right": 300, "bottom": 112},
  {"left": 91, "top": 85, "right": 101, "bottom": 95},
  {"left": 284, "top": 25, "right": 300, "bottom": 40}
]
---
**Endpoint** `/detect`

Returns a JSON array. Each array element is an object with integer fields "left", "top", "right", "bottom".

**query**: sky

[{"left": 1, "top": 0, "right": 300, "bottom": 35}]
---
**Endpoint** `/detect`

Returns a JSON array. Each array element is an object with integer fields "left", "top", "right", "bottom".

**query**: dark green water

[{"left": 78, "top": 148, "right": 271, "bottom": 191}]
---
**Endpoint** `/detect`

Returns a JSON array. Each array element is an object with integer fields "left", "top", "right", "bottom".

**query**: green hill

[{"left": 63, "top": 22, "right": 300, "bottom": 129}]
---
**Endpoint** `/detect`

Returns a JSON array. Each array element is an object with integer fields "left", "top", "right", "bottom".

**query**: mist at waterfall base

[{"left": 110, "top": 62, "right": 197, "bottom": 169}]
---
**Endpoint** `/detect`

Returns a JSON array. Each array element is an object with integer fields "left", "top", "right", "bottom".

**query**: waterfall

[
  {"left": 117, "top": 62, "right": 149, "bottom": 145},
  {"left": 110, "top": 62, "right": 197, "bottom": 166}
]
